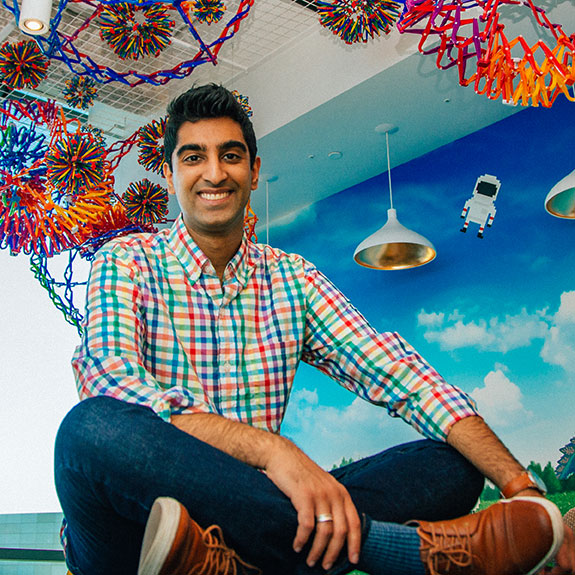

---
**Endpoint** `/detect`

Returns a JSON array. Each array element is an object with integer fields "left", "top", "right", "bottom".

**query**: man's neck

[{"left": 186, "top": 226, "right": 243, "bottom": 282}]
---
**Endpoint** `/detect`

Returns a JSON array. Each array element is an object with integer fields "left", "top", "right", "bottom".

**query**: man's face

[{"left": 163, "top": 117, "right": 260, "bottom": 239}]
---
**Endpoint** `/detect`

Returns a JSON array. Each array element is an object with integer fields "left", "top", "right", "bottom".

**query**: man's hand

[
  {"left": 544, "top": 520, "right": 575, "bottom": 574},
  {"left": 265, "top": 444, "right": 362, "bottom": 571},
  {"left": 172, "top": 412, "right": 361, "bottom": 570}
]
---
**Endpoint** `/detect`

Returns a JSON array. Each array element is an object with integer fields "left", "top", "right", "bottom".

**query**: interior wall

[{"left": 272, "top": 97, "right": 575, "bottom": 471}]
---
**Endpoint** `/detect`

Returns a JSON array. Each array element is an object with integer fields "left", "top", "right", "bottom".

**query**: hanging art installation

[
  {"left": 0, "top": 97, "right": 148, "bottom": 329},
  {"left": 316, "top": 0, "right": 402, "bottom": 44},
  {"left": 137, "top": 117, "right": 166, "bottom": 175},
  {"left": 98, "top": 3, "right": 176, "bottom": 60},
  {"left": 0, "top": 40, "right": 50, "bottom": 90},
  {"left": 62, "top": 75, "right": 98, "bottom": 109},
  {"left": 183, "top": 0, "right": 227, "bottom": 24},
  {"left": 231, "top": 90, "right": 253, "bottom": 117},
  {"left": 121, "top": 179, "right": 169, "bottom": 225},
  {"left": 1, "top": 0, "right": 255, "bottom": 87},
  {"left": 397, "top": 0, "right": 575, "bottom": 107}
]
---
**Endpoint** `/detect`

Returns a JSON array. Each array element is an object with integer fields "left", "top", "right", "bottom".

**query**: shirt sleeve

[
  {"left": 301, "top": 263, "right": 479, "bottom": 442},
  {"left": 71, "top": 241, "right": 213, "bottom": 422}
]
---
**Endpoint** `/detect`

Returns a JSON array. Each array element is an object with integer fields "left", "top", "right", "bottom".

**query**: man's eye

[
  {"left": 183, "top": 154, "right": 200, "bottom": 162},
  {"left": 223, "top": 153, "right": 241, "bottom": 161}
]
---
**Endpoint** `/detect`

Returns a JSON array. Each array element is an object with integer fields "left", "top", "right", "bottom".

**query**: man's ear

[
  {"left": 163, "top": 162, "right": 175, "bottom": 195},
  {"left": 251, "top": 156, "right": 261, "bottom": 191}
]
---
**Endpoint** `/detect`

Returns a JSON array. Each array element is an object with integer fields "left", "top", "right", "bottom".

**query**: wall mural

[{"left": 270, "top": 97, "right": 574, "bottom": 496}]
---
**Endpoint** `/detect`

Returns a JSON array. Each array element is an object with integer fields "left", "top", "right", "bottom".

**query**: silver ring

[{"left": 316, "top": 513, "right": 334, "bottom": 523}]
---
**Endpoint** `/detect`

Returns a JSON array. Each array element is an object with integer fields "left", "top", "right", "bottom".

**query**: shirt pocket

[{"left": 239, "top": 339, "right": 301, "bottom": 431}]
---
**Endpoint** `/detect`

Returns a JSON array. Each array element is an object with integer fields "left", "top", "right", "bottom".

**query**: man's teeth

[{"left": 199, "top": 192, "right": 230, "bottom": 200}]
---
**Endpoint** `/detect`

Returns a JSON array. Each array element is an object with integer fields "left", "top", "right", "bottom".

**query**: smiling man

[{"left": 54, "top": 84, "right": 574, "bottom": 575}]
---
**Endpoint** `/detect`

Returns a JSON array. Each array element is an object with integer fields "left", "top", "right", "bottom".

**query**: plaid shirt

[{"left": 72, "top": 216, "right": 478, "bottom": 440}]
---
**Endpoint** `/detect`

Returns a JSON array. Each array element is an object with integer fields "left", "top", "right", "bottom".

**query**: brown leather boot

[
  {"left": 138, "top": 497, "right": 261, "bottom": 575},
  {"left": 415, "top": 497, "right": 564, "bottom": 575}
]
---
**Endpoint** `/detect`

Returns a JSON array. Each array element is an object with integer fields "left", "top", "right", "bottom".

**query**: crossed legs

[{"left": 54, "top": 397, "right": 484, "bottom": 575}]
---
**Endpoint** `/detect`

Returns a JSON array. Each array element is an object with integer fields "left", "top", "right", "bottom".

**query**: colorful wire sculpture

[
  {"left": 84, "top": 124, "right": 106, "bottom": 147},
  {"left": 0, "top": 40, "right": 49, "bottom": 90},
  {"left": 316, "top": 0, "right": 402, "bottom": 44},
  {"left": 0, "top": 99, "right": 115, "bottom": 256},
  {"left": 62, "top": 75, "right": 98, "bottom": 109},
  {"left": 30, "top": 251, "right": 87, "bottom": 333},
  {"left": 79, "top": 201, "right": 155, "bottom": 259},
  {"left": 556, "top": 437, "right": 575, "bottom": 480},
  {"left": 1, "top": 0, "right": 255, "bottom": 87},
  {"left": 244, "top": 199, "right": 258, "bottom": 243},
  {"left": 185, "top": 0, "right": 227, "bottom": 25},
  {"left": 46, "top": 132, "right": 108, "bottom": 200},
  {"left": 0, "top": 122, "right": 47, "bottom": 174},
  {"left": 398, "top": 0, "right": 575, "bottom": 107},
  {"left": 98, "top": 3, "right": 175, "bottom": 60},
  {"left": 122, "top": 179, "right": 169, "bottom": 225},
  {"left": 137, "top": 117, "right": 166, "bottom": 175},
  {"left": 231, "top": 90, "right": 253, "bottom": 117}
]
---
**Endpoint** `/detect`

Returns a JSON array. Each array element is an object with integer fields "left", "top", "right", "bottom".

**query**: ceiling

[{"left": 1, "top": 0, "right": 573, "bottom": 226}]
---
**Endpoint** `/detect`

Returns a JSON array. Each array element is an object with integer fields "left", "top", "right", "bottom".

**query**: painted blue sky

[{"left": 271, "top": 96, "right": 575, "bottom": 471}]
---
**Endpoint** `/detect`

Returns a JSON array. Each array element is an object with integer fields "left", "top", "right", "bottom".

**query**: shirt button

[{"left": 223, "top": 361, "right": 232, "bottom": 374}]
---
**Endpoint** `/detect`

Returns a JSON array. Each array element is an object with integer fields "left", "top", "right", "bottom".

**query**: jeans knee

[{"left": 55, "top": 396, "right": 128, "bottom": 467}]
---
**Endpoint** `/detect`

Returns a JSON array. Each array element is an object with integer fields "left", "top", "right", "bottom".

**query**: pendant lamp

[
  {"left": 354, "top": 124, "right": 436, "bottom": 270},
  {"left": 545, "top": 169, "right": 575, "bottom": 219},
  {"left": 19, "top": 0, "right": 53, "bottom": 35}
]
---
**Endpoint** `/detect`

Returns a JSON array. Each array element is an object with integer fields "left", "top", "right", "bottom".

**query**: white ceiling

[{"left": 2, "top": 0, "right": 573, "bottom": 225}]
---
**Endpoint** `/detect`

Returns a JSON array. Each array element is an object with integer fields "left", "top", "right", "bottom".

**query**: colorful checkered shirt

[{"left": 72, "top": 216, "right": 478, "bottom": 440}]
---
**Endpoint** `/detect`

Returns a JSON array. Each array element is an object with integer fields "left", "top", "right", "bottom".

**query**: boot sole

[
  {"left": 138, "top": 497, "right": 183, "bottom": 575},
  {"left": 506, "top": 496, "right": 565, "bottom": 575}
]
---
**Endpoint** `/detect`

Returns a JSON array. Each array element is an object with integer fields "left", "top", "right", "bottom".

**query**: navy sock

[{"left": 358, "top": 520, "right": 425, "bottom": 575}]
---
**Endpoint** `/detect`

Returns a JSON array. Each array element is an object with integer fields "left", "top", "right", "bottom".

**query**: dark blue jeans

[{"left": 54, "top": 397, "right": 484, "bottom": 575}]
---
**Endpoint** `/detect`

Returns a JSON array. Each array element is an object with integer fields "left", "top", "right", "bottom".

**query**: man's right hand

[
  {"left": 172, "top": 412, "right": 362, "bottom": 571},
  {"left": 264, "top": 441, "right": 362, "bottom": 571}
]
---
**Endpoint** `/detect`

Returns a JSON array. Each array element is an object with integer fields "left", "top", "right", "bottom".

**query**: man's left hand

[{"left": 543, "top": 520, "right": 575, "bottom": 574}]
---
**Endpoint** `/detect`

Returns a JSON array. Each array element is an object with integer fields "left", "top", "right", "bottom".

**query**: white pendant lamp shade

[
  {"left": 19, "top": 0, "right": 53, "bottom": 35},
  {"left": 354, "top": 208, "right": 436, "bottom": 270},
  {"left": 353, "top": 123, "right": 436, "bottom": 270},
  {"left": 545, "top": 169, "right": 575, "bottom": 219}
]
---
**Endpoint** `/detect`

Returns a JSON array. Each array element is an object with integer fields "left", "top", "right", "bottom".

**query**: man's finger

[
  {"left": 306, "top": 516, "right": 335, "bottom": 567},
  {"left": 320, "top": 506, "right": 348, "bottom": 570},
  {"left": 344, "top": 499, "right": 362, "bottom": 565},
  {"left": 293, "top": 503, "right": 316, "bottom": 553}
]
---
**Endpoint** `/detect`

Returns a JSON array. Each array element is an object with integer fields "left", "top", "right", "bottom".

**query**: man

[{"left": 54, "top": 84, "right": 574, "bottom": 575}]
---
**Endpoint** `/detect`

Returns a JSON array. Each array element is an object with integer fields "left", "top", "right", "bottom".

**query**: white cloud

[
  {"left": 540, "top": 291, "right": 575, "bottom": 372},
  {"left": 283, "top": 389, "right": 419, "bottom": 469},
  {"left": 424, "top": 318, "right": 490, "bottom": 350},
  {"left": 417, "top": 310, "right": 445, "bottom": 327},
  {"left": 470, "top": 369, "right": 529, "bottom": 426},
  {"left": 419, "top": 307, "right": 548, "bottom": 353}
]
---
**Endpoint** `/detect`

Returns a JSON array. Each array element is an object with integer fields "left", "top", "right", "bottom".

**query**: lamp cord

[
  {"left": 266, "top": 179, "right": 269, "bottom": 245},
  {"left": 386, "top": 131, "right": 393, "bottom": 210}
]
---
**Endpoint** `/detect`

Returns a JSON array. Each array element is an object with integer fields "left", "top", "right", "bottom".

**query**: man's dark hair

[{"left": 164, "top": 83, "right": 257, "bottom": 169}]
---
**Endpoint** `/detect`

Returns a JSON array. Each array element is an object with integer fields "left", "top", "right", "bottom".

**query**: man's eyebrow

[
  {"left": 218, "top": 140, "right": 248, "bottom": 153},
  {"left": 176, "top": 143, "right": 205, "bottom": 158}
]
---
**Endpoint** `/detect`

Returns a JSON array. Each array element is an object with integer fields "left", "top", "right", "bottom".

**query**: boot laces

[
  {"left": 195, "top": 525, "right": 262, "bottom": 575},
  {"left": 419, "top": 523, "right": 473, "bottom": 575}
]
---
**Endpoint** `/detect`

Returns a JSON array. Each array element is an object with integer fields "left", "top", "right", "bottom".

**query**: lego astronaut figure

[{"left": 460, "top": 174, "right": 501, "bottom": 238}]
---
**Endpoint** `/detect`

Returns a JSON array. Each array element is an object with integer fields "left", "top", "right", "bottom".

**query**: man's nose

[{"left": 203, "top": 158, "right": 227, "bottom": 185}]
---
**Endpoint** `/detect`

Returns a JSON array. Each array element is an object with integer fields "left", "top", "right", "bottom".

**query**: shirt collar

[{"left": 167, "top": 215, "right": 261, "bottom": 288}]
